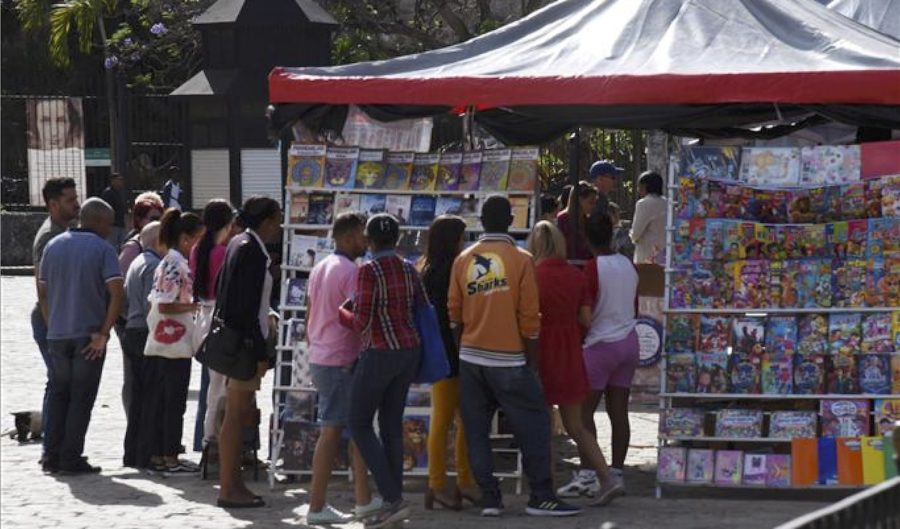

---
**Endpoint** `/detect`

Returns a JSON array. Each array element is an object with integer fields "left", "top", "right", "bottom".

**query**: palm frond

[{"left": 15, "top": 0, "right": 53, "bottom": 32}]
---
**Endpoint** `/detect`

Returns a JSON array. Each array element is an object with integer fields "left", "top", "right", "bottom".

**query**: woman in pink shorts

[{"left": 559, "top": 213, "right": 638, "bottom": 498}]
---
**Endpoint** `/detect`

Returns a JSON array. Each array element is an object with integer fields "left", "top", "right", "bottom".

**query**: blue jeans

[
  {"left": 348, "top": 348, "right": 420, "bottom": 504},
  {"left": 193, "top": 366, "right": 210, "bottom": 452},
  {"left": 46, "top": 337, "right": 106, "bottom": 467},
  {"left": 459, "top": 361, "right": 554, "bottom": 504},
  {"left": 30, "top": 304, "right": 51, "bottom": 454}
]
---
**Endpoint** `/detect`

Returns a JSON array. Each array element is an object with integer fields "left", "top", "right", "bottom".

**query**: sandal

[{"left": 217, "top": 497, "right": 266, "bottom": 509}]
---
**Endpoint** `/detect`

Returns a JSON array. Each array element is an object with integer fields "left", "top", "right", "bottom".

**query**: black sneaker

[
  {"left": 58, "top": 457, "right": 101, "bottom": 475},
  {"left": 525, "top": 497, "right": 581, "bottom": 517},
  {"left": 479, "top": 494, "right": 504, "bottom": 517},
  {"left": 41, "top": 458, "right": 59, "bottom": 474}
]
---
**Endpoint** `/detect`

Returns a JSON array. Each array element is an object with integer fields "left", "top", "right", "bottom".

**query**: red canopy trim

[{"left": 269, "top": 68, "right": 900, "bottom": 108}]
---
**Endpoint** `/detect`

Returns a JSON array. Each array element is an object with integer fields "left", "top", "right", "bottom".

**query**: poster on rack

[
  {"left": 26, "top": 97, "right": 86, "bottom": 205},
  {"left": 341, "top": 105, "right": 433, "bottom": 153}
]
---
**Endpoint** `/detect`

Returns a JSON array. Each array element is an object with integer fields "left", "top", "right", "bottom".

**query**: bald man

[{"left": 38, "top": 197, "right": 124, "bottom": 475}]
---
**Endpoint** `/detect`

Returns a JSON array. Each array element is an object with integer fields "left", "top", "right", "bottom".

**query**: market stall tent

[
  {"left": 827, "top": 0, "right": 900, "bottom": 39},
  {"left": 269, "top": 0, "right": 900, "bottom": 144}
]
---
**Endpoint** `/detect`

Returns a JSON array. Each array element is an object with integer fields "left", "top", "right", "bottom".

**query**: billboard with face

[{"left": 26, "top": 98, "right": 86, "bottom": 205}]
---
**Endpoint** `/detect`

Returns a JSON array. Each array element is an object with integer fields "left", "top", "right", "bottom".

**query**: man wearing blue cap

[{"left": 588, "top": 160, "right": 624, "bottom": 219}]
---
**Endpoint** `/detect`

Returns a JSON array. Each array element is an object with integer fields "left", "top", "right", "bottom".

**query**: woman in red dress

[{"left": 526, "top": 221, "right": 623, "bottom": 506}]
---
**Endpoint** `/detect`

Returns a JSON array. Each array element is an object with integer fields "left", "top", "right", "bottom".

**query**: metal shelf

[
  {"left": 286, "top": 186, "right": 534, "bottom": 197},
  {"left": 661, "top": 393, "right": 900, "bottom": 400},
  {"left": 284, "top": 223, "right": 531, "bottom": 234},
  {"left": 660, "top": 436, "right": 793, "bottom": 443},
  {"left": 658, "top": 482, "right": 867, "bottom": 491},
  {"left": 664, "top": 307, "right": 895, "bottom": 314}
]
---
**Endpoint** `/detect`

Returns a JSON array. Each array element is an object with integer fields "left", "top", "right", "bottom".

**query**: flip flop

[{"left": 217, "top": 497, "right": 266, "bottom": 509}]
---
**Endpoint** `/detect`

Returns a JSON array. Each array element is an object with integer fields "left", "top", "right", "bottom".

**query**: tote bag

[
  {"left": 144, "top": 303, "right": 196, "bottom": 359},
  {"left": 413, "top": 302, "right": 451, "bottom": 383}
]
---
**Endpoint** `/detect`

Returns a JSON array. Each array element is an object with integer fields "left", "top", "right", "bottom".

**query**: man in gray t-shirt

[{"left": 31, "top": 177, "right": 80, "bottom": 464}]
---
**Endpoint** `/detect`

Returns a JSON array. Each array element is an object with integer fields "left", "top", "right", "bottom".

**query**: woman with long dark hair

[
  {"left": 189, "top": 199, "right": 235, "bottom": 452},
  {"left": 214, "top": 196, "right": 281, "bottom": 508},
  {"left": 419, "top": 215, "right": 477, "bottom": 510},
  {"left": 556, "top": 181, "right": 598, "bottom": 263}
]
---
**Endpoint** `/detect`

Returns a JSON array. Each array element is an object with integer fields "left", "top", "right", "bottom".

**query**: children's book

[
  {"left": 355, "top": 149, "right": 387, "bottom": 189},
  {"left": 333, "top": 192, "right": 360, "bottom": 218},
  {"left": 510, "top": 196, "right": 531, "bottom": 230},
  {"left": 821, "top": 399, "right": 870, "bottom": 437},
  {"left": 288, "top": 190, "right": 309, "bottom": 224},
  {"left": 793, "top": 353, "right": 826, "bottom": 395},
  {"left": 801, "top": 224, "right": 828, "bottom": 259},
  {"left": 798, "top": 314, "right": 829, "bottom": 357},
  {"left": 732, "top": 317, "right": 766, "bottom": 355},
  {"left": 788, "top": 189, "right": 817, "bottom": 223},
  {"left": 791, "top": 438, "right": 818, "bottom": 486},
  {"left": 832, "top": 259, "right": 868, "bottom": 309},
  {"left": 766, "top": 454, "right": 791, "bottom": 487},
  {"left": 818, "top": 437, "right": 838, "bottom": 485},
  {"left": 659, "top": 408, "right": 706, "bottom": 437},
  {"left": 666, "top": 352, "right": 697, "bottom": 393},
  {"left": 672, "top": 219, "right": 692, "bottom": 265},
  {"left": 704, "top": 219, "right": 726, "bottom": 261},
  {"left": 698, "top": 315, "right": 730, "bottom": 353},
  {"left": 862, "top": 312, "right": 893, "bottom": 353},
  {"left": 743, "top": 453, "right": 768, "bottom": 486},
  {"left": 690, "top": 262, "right": 722, "bottom": 308},
  {"left": 866, "top": 258, "right": 887, "bottom": 308},
  {"left": 765, "top": 316, "right": 798, "bottom": 358},
  {"left": 846, "top": 219, "right": 868, "bottom": 258},
  {"left": 741, "top": 147, "right": 800, "bottom": 187},
  {"left": 861, "top": 436, "right": 886, "bottom": 485},
  {"left": 359, "top": 193, "right": 387, "bottom": 218},
  {"left": 383, "top": 152, "right": 414, "bottom": 190},
  {"left": 507, "top": 147, "right": 540, "bottom": 192},
  {"left": 687, "top": 219, "right": 706, "bottom": 261},
  {"left": 714, "top": 450, "right": 743, "bottom": 485},
  {"left": 858, "top": 354, "right": 892, "bottom": 395},
  {"left": 881, "top": 174, "right": 900, "bottom": 217},
  {"left": 686, "top": 449, "right": 715, "bottom": 483},
  {"left": 434, "top": 196, "right": 463, "bottom": 218},
  {"left": 284, "top": 278, "right": 307, "bottom": 308},
  {"left": 668, "top": 267, "right": 692, "bottom": 309},
  {"left": 813, "top": 259, "right": 833, "bottom": 308},
  {"left": 657, "top": 447, "right": 687, "bottom": 482},
  {"left": 458, "top": 151, "right": 482, "bottom": 191},
  {"left": 715, "top": 409, "right": 764, "bottom": 438},
  {"left": 868, "top": 218, "right": 891, "bottom": 258},
  {"left": 680, "top": 145, "right": 741, "bottom": 181},
  {"left": 665, "top": 314, "right": 697, "bottom": 353},
  {"left": 288, "top": 234, "right": 320, "bottom": 269},
  {"left": 729, "top": 352, "right": 762, "bottom": 394},
  {"left": 713, "top": 262, "right": 736, "bottom": 309},
  {"left": 893, "top": 352, "right": 900, "bottom": 395},
  {"left": 402, "top": 415, "right": 430, "bottom": 470},
  {"left": 324, "top": 146, "right": 359, "bottom": 189},
  {"left": 801, "top": 145, "right": 861, "bottom": 186},
  {"left": 827, "top": 222, "right": 849, "bottom": 260},
  {"left": 706, "top": 180, "right": 727, "bottom": 218},
  {"left": 288, "top": 144, "right": 327, "bottom": 187},
  {"left": 842, "top": 183, "right": 867, "bottom": 221},
  {"left": 762, "top": 356, "right": 793, "bottom": 395},
  {"left": 674, "top": 177, "right": 696, "bottom": 219},
  {"left": 722, "top": 184, "right": 744, "bottom": 219},
  {"left": 769, "top": 411, "right": 817, "bottom": 439},
  {"left": 785, "top": 261, "right": 812, "bottom": 309},
  {"left": 478, "top": 149, "right": 511, "bottom": 191},
  {"left": 874, "top": 399, "right": 900, "bottom": 436},
  {"left": 837, "top": 438, "right": 864, "bottom": 485},
  {"left": 826, "top": 354, "right": 859, "bottom": 394},
  {"left": 734, "top": 260, "right": 768, "bottom": 309},
  {"left": 865, "top": 178, "right": 884, "bottom": 218},
  {"left": 306, "top": 192, "right": 334, "bottom": 225},
  {"left": 385, "top": 195, "right": 412, "bottom": 225},
  {"left": 696, "top": 352, "right": 730, "bottom": 394},
  {"left": 409, "top": 153, "right": 440, "bottom": 191},
  {"left": 437, "top": 152, "right": 463, "bottom": 191},
  {"left": 828, "top": 313, "right": 862, "bottom": 355},
  {"left": 889, "top": 258, "right": 900, "bottom": 307}
]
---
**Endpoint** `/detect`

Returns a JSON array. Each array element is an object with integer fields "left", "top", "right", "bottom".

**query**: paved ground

[{"left": 1, "top": 275, "right": 835, "bottom": 528}]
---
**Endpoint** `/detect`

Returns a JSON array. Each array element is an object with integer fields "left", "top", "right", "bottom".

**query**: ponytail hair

[
  {"left": 195, "top": 199, "right": 234, "bottom": 300},
  {"left": 158, "top": 208, "right": 203, "bottom": 251}
]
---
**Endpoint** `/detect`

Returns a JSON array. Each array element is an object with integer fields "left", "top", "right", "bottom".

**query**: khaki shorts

[{"left": 227, "top": 370, "right": 265, "bottom": 392}]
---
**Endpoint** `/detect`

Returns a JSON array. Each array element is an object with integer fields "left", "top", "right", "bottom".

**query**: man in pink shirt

[{"left": 305, "top": 212, "right": 380, "bottom": 524}]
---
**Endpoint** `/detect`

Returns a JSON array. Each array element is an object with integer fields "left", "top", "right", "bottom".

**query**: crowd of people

[{"left": 29, "top": 160, "right": 664, "bottom": 529}]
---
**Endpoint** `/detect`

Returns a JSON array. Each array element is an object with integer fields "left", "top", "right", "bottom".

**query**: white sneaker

[
  {"left": 307, "top": 504, "right": 354, "bottom": 524},
  {"left": 610, "top": 468, "right": 626, "bottom": 494},
  {"left": 556, "top": 470, "right": 600, "bottom": 498},
  {"left": 589, "top": 480, "right": 625, "bottom": 507},
  {"left": 354, "top": 497, "right": 383, "bottom": 519}
]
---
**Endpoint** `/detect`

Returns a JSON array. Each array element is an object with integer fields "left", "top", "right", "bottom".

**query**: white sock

[{"left": 579, "top": 469, "right": 598, "bottom": 481}]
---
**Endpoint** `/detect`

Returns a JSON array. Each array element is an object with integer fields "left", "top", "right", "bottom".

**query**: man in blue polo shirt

[{"left": 38, "top": 197, "right": 124, "bottom": 475}]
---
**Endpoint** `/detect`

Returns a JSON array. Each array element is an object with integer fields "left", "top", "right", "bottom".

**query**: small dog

[{"left": 4, "top": 411, "right": 43, "bottom": 443}]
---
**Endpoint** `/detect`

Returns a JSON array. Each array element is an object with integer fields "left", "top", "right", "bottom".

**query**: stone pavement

[{"left": 1, "top": 275, "right": 833, "bottom": 528}]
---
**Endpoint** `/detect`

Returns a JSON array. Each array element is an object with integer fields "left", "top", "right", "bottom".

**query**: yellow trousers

[{"left": 427, "top": 377, "right": 475, "bottom": 490}]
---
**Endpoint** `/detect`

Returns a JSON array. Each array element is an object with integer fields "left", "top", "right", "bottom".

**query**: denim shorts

[{"left": 310, "top": 362, "right": 356, "bottom": 426}]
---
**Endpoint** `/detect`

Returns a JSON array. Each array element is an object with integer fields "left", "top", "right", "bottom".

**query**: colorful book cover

[
  {"left": 842, "top": 183, "right": 867, "bottom": 221},
  {"left": 507, "top": 147, "right": 539, "bottom": 191},
  {"left": 846, "top": 219, "right": 868, "bottom": 258},
  {"left": 306, "top": 192, "right": 334, "bottom": 225},
  {"left": 284, "top": 278, "right": 307, "bottom": 308},
  {"left": 458, "top": 151, "right": 482, "bottom": 191},
  {"left": 657, "top": 447, "right": 687, "bottom": 483},
  {"left": 324, "top": 146, "right": 359, "bottom": 189},
  {"left": 383, "top": 152, "right": 414, "bottom": 190},
  {"left": 665, "top": 314, "right": 697, "bottom": 353},
  {"left": 829, "top": 313, "right": 862, "bottom": 356},
  {"left": 734, "top": 260, "right": 769, "bottom": 309},
  {"left": 862, "top": 312, "right": 893, "bottom": 353},
  {"left": 859, "top": 354, "right": 892, "bottom": 394},
  {"left": 359, "top": 193, "right": 387, "bottom": 218},
  {"left": 885, "top": 435, "right": 898, "bottom": 480},
  {"left": 732, "top": 316, "right": 766, "bottom": 355},
  {"left": 668, "top": 267, "right": 692, "bottom": 309},
  {"left": 715, "top": 409, "right": 764, "bottom": 438},
  {"left": 355, "top": 149, "right": 387, "bottom": 189},
  {"left": 728, "top": 352, "right": 762, "bottom": 394},
  {"left": 821, "top": 400, "right": 870, "bottom": 437},
  {"left": 741, "top": 147, "right": 800, "bottom": 187},
  {"left": 785, "top": 261, "right": 811, "bottom": 309},
  {"left": 818, "top": 437, "right": 838, "bottom": 485},
  {"left": 437, "top": 152, "right": 463, "bottom": 191},
  {"left": 866, "top": 258, "right": 888, "bottom": 309},
  {"left": 458, "top": 196, "right": 481, "bottom": 229},
  {"left": 333, "top": 192, "right": 360, "bottom": 218},
  {"left": 861, "top": 436, "right": 886, "bottom": 485},
  {"left": 698, "top": 315, "right": 730, "bottom": 353},
  {"left": 861, "top": 140, "right": 900, "bottom": 179},
  {"left": 826, "top": 354, "right": 859, "bottom": 394},
  {"left": 837, "top": 438, "right": 864, "bottom": 485},
  {"left": 827, "top": 222, "right": 849, "bottom": 260},
  {"left": 282, "top": 420, "right": 324, "bottom": 470},
  {"left": 675, "top": 177, "right": 697, "bottom": 219},
  {"left": 769, "top": 411, "right": 817, "bottom": 439},
  {"left": 889, "top": 258, "right": 900, "bottom": 307},
  {"left": 714, "top": 262, "right": 736, "bottom": 309},
  {"left": 868, "top": 218, "right": 891, "bottom": 258},
  {"left": 762, "top": 356, "right": 793, "bottom": 395},
  {"left": 722, "top": 184, "right": 744, "bottom": 219},
  {"left": 687, "top": 219, "right": 706, "bottom": 261},
  {"left": 385, "top": 195, "right": 412, "bottom": 225},
  {"left": 478, "top": 149, "right": 511, "bottom": 191},
  {"left": 666, "top": 352, "right": 697, "bottom": 393},
  {"left": 706, "top": 180, "right": 727, "bottom": 218},
  {"left": 680, "top": 145, "right": 741, "bottom": 181},
  {"left": 793, "top": 353, "right": 827, "bottom": 395},
  {"left": 510, "top": 196, "right": 530, "bottom": 230},
  {"left": 659, "top": 408, "right": 705, "bottom": 437},
  {"left": 832, "top": 259, "right": 868, "bottom": 308},
  {"left": 686, "top": 449, "right": 715, "bottom": 483},
  {"left": 704, "top": 219, "right": 726, "bottom": 261},
  {"left": 742, "top": 453, "right": 768, "bottom": 486},
  {"left": 788, "top": 189, "right": 817, "bottom": 223},
  {"left": 801, "top": 144, "right": 861, "bottom": 186},
  {"left": 288, "top": 318, "right": 306, "bottom": 343},
  {"left": 874, "top": 399, "right": 900, "bottom": 436},
  {"left": 288, "top": 190, "right": 309, "bottom": 224},
  {"left": 402, "top": 415, "right": 430, "bottom": 470},
  {"left": 720, "top": 219, "right": 742, "bottom": 260},
  {"left": 765, "top": 316, "right": 798, "bottom": 358},
  {"left": 893, "top": 351, "right": 900, "bottom": 395},
  {"left": 288, "top": 234, "right": 320, "bottom": 269},
  {"left": 696, "top": 351, "right": 730, "bottom": 394},
  {"left": 881, "top": 174, "right": 900, "bottom": 217},
  {"left": 801, "top": 224, "right": 828, "bottom": 259},
  {"left": 434, "top": 196, "right": 463, "bottom": 218},
  {"left": 409, "top": 195, "right": 437, "bottom": 227},
  {"left": 672, "top": 219, "right": 692, "bottom": 265},
  {"left": 791, "top": 438, "right": 818, "bottom": 486},
  {"left": 813, "top": 259, "right": 833, "bottom": 308},
  {"left": 865, "top": 178, "right": 884, "bottom": 218},
  {"left": 690, "top": 262, "right": 722, "bottom": 308},
  {"left": 288, "top": 143, "right": 327, "bottom": 187},
  {"left": 766, "top": 454, "right": 792, "bottom": 487},
  {"left": 409, "top": 153, "right": 440, "bottom": 191},
  {"left": 714, "top": 450, "right": 744, "bottom": 485}
]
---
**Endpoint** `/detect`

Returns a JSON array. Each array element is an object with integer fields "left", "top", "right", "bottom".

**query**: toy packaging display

[
  {"left": 820, "top": 399, "right": 870, "bottom": 438},
  {"left": 715, "top": 409, "right": 764, "bottom": 438},
  {"left": 658, "top": 447, "right": 687, "bottom": 482},
  {"left": 659, "top": 408, "right": 706, "bottom": 437},
  {"left": 768, "top": 411, "right": 818, "bottom": 439}
]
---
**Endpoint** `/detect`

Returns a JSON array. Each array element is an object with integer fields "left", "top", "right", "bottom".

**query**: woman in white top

[{"left": 630, "top": 171, "right": 667, "bottom": 265}]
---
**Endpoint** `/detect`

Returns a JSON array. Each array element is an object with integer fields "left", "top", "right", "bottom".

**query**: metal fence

[{"left": 775, "top": 477, "right": 900, "bottom": 529}]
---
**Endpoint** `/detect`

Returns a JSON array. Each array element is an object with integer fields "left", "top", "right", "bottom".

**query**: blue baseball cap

[{"left": 589, "top": 160, "right": 625, "bottom": 179}]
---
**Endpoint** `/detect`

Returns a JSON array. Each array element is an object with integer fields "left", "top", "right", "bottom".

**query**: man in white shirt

[{"left": 630, "top": 171, "right": 667, "bottom": 265}]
